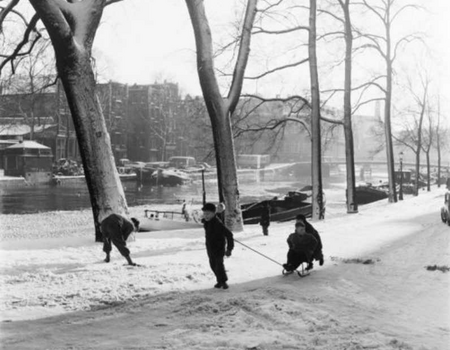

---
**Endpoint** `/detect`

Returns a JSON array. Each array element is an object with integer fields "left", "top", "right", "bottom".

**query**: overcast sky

[{"left": 94, "top": 0, "right": 449, "bottom": 118}]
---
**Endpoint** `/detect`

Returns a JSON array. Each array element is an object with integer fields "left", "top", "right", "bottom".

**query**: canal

[{"left": 0, "top": 180, "right": 310, "bottom": 215}]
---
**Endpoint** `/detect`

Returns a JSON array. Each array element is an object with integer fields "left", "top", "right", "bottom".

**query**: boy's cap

[
  {"left": 202, "top": 203, "right": 216, "bottom": 212},
  {"left": 295, "top": 221, "right": 305, "bottom": 228}
]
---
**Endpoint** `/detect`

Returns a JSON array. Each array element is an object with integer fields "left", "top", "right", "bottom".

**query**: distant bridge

[{"left": 323, "top": 158, "right": 444, "bottom": 169}]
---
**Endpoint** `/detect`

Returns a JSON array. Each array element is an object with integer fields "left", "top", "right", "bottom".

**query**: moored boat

[
  {"left": 242, "top": 191, "right": 312, "bottom": 224},
  {"left": 140, "top": 208, "right": 202, "bottom": 232},
  {"left": 355, "top": 184, "right": 388, "bottom": 205}
]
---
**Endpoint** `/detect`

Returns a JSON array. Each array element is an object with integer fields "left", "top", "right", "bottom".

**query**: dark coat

[
  {"left": 101, "top": 214, "right": 135, "bottom": 241},
  {"left": 304, "top": 222, "right": 322, "bottom": 251},
  {"left": 203, "top": 216, "right": 234, "bottom": 256},
  {"left": 287, "top": 232, "right": 318, "bottom": 261}
]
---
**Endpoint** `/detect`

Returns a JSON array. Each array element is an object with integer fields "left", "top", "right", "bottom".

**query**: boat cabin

[
  {"left": 168, "top": 156, "right": 196, "bottom": 169},
  {"left": 3, "top": 140, "right": 53, "bottom": 183},
  {"left": 394, "top": 170, "right": 412, "bottom": 183}
]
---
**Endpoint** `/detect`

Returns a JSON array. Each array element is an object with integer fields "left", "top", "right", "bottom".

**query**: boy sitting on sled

[{"left": 283, "top": 221, "right": 318, "bottom": 273}]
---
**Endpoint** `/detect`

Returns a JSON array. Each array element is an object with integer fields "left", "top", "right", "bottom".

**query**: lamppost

[{"left": 399, "top": 151, "right": 404, "bottom": 200}]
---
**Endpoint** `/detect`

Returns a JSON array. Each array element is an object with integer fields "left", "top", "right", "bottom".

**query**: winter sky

[{"left": 94, "top": 0, "right": 449, "bottom": 116}]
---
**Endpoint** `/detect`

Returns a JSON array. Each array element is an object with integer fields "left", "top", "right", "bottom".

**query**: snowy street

[{"left": 0, "top": 188, "right": 449, "bottom": 349}]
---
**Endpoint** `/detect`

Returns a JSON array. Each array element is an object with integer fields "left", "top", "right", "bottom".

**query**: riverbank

[
  {"left": 0, "top": 183, "right": 350, "bottom": 241},
  {"left": 0, "top": 187, "right": 448, "bottom": 349}
]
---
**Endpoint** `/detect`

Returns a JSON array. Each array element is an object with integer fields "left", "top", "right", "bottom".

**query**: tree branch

[
  {"left": 0, "top": 0, "right": 20, "bottom": 32},
  {"left": 252, "top": 25, "right": 309, "bottom": 35},
  {"left": 244, "top": 57, "right": 309, "bottom": 80},
  {"left": 242, "top": 93, "right": 311, "bottom": 107},
  {"left": 0, "top": 13, "right": 40, "bottom": 75},
  {"left": 227, "top": 0, "right": 258, "bottom": 115},
  {"left": 352, "top": 97, "right": 385, "bottom": 115}
]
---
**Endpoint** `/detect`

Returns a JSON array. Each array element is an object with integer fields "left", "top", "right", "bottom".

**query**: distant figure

[
  {"left": 296, "top": 214, "right": 324, "bottom": 269},
  {"left": 202, "top": 203, "right": 234, "bottom": 289},
  {"left": 260, "top": 201, "right": 271, "bottom": 236},
  {"left": 446, "top": 177, "right": 450, "bottom": 190},
  {"left": 360, "top": 166, "right": 365, "bottom": 181},
  {"left": 181, "top": 200, "right": 189, "bottom": 221},
  {"left": 101, "top": 214, "right": 140, "bottom": 266},
  {"left": 283, "top": 221, "right": 318, "bottom": 273}
]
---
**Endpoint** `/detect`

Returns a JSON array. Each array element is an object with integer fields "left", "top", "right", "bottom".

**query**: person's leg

[
  {"left": 103, "top": 237, "right": 112, "bottom": 263},
  {"left": 289, "top": 251, "right": 304, "bottom": 271},
  {"left": 111, "top": 236, "right": 134, "bottom": 265},
  {"left": 211, "top": 254, "right": 228, "bottom": 288},
  {"left": 263, "top": 225, "right": 268, "bottom": 236},
  {"left": 284, "top": 249, "right": 300, "bottom": 271}
]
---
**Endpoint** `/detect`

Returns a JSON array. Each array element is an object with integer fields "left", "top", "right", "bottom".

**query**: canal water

[{"left": 0, "top": 180, "right": 310, "bottom": 215}]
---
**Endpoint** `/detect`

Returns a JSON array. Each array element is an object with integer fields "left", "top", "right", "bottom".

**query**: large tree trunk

[
  {"left": 308, "top": 0, "right": 324, "bottom": 220},
  {"left": 384, "top": 61, "right": 397, "bottom": 202},
  {"left": 58, "top": 51, "right": 128, "bottom": 241},
  {"left": 30, "top": 0, "right": 128, "bottom": 242},
  {"left": 414, "top": 88, "right": 426, "bottom": 196},
  {"left": 214, "top": 110, "right": 243, "bottom": 230},
  {"left": 341, "top": 0, "right": 357, "bottom": 214},
  {"left": 186, "top": 0, "right": 257, "bottom": 231},
  {"left": 383, "top": 5, "right": 397, "bottom": 203}
]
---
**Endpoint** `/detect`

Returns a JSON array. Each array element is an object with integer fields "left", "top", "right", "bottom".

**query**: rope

[
  {"left": 234, "top": 238, "right": 308, "bottom": 276},
  {"left": 234, "top": 238, "right": 284, "bottom": 267}
]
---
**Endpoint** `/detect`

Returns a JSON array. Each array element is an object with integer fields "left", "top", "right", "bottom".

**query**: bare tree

[
  {"left": 421, "top": 106, "right": 434, "bottom": 192},
  {"left": 0, "top": 40, "right": 56, "bottom": 140},
  {"left": 308, "top": 0, "right": 325, "bottom": 219},
  {"left": 394, "top": 76, "right": 428, "bottom": 196},
  {"left": 185, "top": 0, "right": 258, "bottom": 231},
  {"left": 356, "top": 0, "right": 423, "bottom": 203},
  {"left": 26, "top": 0, "right": 128, "bottom": 241},
  {"left": 319, "top": 0, "right": 358, "bottom": 213}
]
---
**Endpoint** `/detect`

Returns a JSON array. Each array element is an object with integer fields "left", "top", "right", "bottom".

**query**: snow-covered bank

[{"left": 1, "top": 188, "right": 449, "bottom": 349}]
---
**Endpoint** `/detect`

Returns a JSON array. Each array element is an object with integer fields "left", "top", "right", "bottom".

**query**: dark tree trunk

[
  {"left": 426, "top": 151, "right": 431, "bottom": 191},
  {"left": 341, "top": 0, "right": 357, "bottom": 213},
  {"left": 65, "top": 114, "right": 70, "bottom": 159},
  {"left": 437, "top": 133, "right": 441, "bottom": 188},
  {"left": 309, "top": 0, "right": 324, "bottom": 220},
  {"left": 384, "top": 58, "right": 397, "bottom": 202},
  {"left": 414, "top": 87, "right": 427, "bottom": 196},
  {"left": 414, "top": 147, "right": 421, "bottom": 196}
]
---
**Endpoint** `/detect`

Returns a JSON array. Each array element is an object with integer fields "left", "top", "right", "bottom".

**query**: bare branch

[
  {"left": 317, "top": 8, "right": 345, "bottom": 24},
  {"left": 242, "top": 93, "right": 311, "bottom": 107},
  {"left": 244, "top": 57, "right": 309, "bottom": 80},
  {"left": 352, "top": 97, "right": 385, "bottom": 115},
  {"left": 0, "top": 13, "right": 40, "bottom": 75},
  {"left": 391, "top": 4, "right": 422, "bottom": 24},
  {"left": 321, "top": 115, "right": 343, "bottom": 125},
  {"left": 355, "top": 0, "right": 386, "bottom": 24},
  {"left": 227, "top": 0, "right": 258, "bottom": 114},
  {"left": 392, "top": 33, "right": 424, "bottom": 63},
  {"left": 0, "top": 0, "right": 20, "bottom": 32},
  {"left": 252, "top": 25, "right": 309, "bottom": 35}
]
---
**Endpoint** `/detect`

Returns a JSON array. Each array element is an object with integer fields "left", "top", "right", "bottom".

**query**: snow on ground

[{"left": 0, "top": 187, "right": 449, "bottom": 349}]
